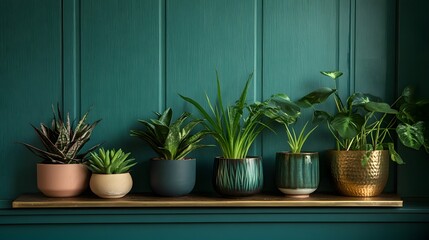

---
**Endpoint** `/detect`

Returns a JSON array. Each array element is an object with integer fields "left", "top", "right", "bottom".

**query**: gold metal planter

[{"left": 330, "top": 150, "right": 389, "bottom": 197}]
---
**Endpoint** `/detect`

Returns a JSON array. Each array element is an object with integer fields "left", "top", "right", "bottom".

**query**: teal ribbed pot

[
  {"left": 275, "top": 152, "right": 319, "bottom": 198},
  {"left": 213, "top": 157, "right": 263, "bottom": 197}
]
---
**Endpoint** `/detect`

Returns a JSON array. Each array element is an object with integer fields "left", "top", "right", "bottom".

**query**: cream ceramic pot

[{"left": 89, "top": 173, "right": 133, "bottom": 198}]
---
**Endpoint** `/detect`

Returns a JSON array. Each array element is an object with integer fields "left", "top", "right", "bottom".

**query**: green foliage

[
  {"left": 180, "top": 72, "right": 300, "bottom": 159},
  {"left": 298, "top": 71, "right": 429, "bottom": 164},
  {"left": 395, "top": 86, "right": 429, "bottom": 153},
  {"left": 130, "top": 108, "right": 211, "bottom": 160},
  {"left": 22, "top": 105, "right": 100, "bottom": 164},
  {"left": 283, "top": 122, "right": 317, "bottom": 154},
  {"left": 87, "top": 148, "right": 136, "bottom": 174}
]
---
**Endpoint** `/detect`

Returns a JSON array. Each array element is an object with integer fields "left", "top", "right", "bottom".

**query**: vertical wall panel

[
  {"left": 397, "top": 0, "right": 429, "bottom": 197},
  {"left": 166, "top": 0, "right": 258, "bottom": 192},
  {"left": 80, "top": 0, "right": 162, "bottom": 192},
  {"left": 0, "top": 0, "right": 62, "bottom": 203},
  {"left": 354, "top": 0, "right": 397, "bottom": 193},
  {"left": 263, "top": 0, "right": 341, "bottom": 192},
  {"left": 355, "top": 0, "right": 396, "bottom": 101}
]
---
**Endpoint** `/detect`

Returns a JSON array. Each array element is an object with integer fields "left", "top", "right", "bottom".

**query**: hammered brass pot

[{"left": 330, "top": 150, "right": 389, "bottom": 197}]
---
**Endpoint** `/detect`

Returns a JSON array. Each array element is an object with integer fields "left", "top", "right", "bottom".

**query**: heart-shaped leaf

[
  {"left": 296, "top": 87, "right": 336, "bottom": 108},
  {"left": 312, "top": 110, "right": 332, "bottom": 124},
  {"left": 347, "top": 93, "right": 382, "bottom": 108},
  {"left": 364, "top": 102, "right": 398, "bottom": 114},
  {"left": 330, "top": 113, "right": 364, "bottom": 139},
  {"left": 396, "top": 122, "right": 425, "bottom": 150}
]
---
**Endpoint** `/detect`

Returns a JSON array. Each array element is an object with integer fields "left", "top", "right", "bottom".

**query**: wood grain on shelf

[{"left": 12, "top": 193, "right": 403, "bottom": 208}]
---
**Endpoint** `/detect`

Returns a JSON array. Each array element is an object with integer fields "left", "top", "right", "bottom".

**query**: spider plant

[
  {"left": 22, "top": 105, "right": 101, "bottom": 164},
  {"left": 180, "top": 72, "right": 300, "bottom": 159},
  {"left": 282, "top": 122, "right": 318, "bottom": 154}
]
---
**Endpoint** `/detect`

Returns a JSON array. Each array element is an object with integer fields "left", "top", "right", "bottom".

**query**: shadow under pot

[
  {"left": 150, "top": 158, "right": 196, "bottom": 197},
  {"left": 37, "top": 163, "right": 89, "bottom": 197},
  {"left": 330, "top": 150, "right": 389, "bottom": 197},
  {"left": 275, "top": 152, "right": 319, "bottom": 198},
  {"left": 213, "top": 157, "right": 263, "bottom": 197}
]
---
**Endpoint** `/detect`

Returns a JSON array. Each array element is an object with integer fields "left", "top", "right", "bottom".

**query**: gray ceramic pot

[{"left": 150, "top": 158, "right": 196, "bottom": 197}]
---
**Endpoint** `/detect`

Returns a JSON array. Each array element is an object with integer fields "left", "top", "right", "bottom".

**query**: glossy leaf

[
  {"left": 388, "top": 143, "right": 404, "bottom": 164},
  {"left": 396, "top": 122, "right": 425, "bottom": 150},
  {"left": 312, "top": 110, "right": 332, "bottom": 124},
  {"left": 364, "top": 102, "right": 398, "bottom": 114},
  {"left": 296, "top": 87, "right": 336, "bottom": 108},
  {"left": 347, "top": 93, "right": 382, "bottom": 108},
  {"left": 320, "top": 71, "right": 343, "bottom": 79},
  {"left": 131, "top": 108, "right": 210, "bottom": 160},
  {"left": 330, "top": 113, "right": 364, "bottom": 139}
]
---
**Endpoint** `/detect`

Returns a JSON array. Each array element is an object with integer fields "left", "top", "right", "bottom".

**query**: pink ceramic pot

[{"left": 37, "top": 163, "right": 89, "bottom": 197}]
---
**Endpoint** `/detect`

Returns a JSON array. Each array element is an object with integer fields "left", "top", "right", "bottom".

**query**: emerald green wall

[
  {"left": 2, "top": 0, "right": 428, "bottom": 204},
  {"left": 1, "top": 0, "right": 429, "bottom": 239}
]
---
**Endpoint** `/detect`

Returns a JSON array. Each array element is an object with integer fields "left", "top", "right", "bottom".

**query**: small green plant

[
  {"left": 22, "top": 105, "right": 101, "bottom": 164},
  {"left": 264, "top": 93, "right": 319, "bottom": 154},
  {"left": 87, "top": 148, "right": 136, "bottom": 174},
  {"left": 283, "top": 122, "right": 317, "bottom": 154},
  {"left": 130, "top": 108, "right": 211, "bottom": 160},
  {"left": 180, "top": 72, "right": 300, "bottom": 159}
]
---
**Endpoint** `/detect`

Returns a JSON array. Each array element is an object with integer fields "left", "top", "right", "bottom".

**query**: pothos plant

[
  {"left": 180, "top": 72, "right": 300, "bottom": 159},
  {"left": 297, "top": 71, "right": 428, "bottom": 165}
]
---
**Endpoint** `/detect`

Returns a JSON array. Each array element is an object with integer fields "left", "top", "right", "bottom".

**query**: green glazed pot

[
  {"left": 213, "top": 157, "right": 263, "bottom": 197},
  {"left": 275, "top": 152, "right": 319, "bottom": 198}
]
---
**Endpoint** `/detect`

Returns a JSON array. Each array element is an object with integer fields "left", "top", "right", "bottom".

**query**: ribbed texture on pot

[
  {"left": 275, "top": 152, "right": 319, "bottom": 189},
  {"left": 213, "top": 157, "right": 263, "bottom": 197},
  {"left": 330, "top": 150, "right": 389, "bottom": 197}
]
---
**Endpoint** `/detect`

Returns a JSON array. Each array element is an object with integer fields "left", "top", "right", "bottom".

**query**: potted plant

[
  {"left": 264, "top": 94, "right": 320, "bottom": 197},
  {"left": 21, "top": 106, "right": 100, "bottom": 197},
  {"left": 130, "top": 108, "right": 210, "bottom": 197},
  {"left": 298, "top": 71, "right": 428, "bottom": 197},
  {"left": 87, "top": 148, "right": 137, "bottom": 198},
  {"left": 180, "top": 72, "right": 298, "bottom": 197}
]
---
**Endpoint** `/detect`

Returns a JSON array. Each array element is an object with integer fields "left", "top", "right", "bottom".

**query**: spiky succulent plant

[
  {"left": 130, "top": 108, "right": 211, "bottom": 160},
  {"left": 22, "top": 105, "right": 100, "bottom": 164},
  {"left": 87, "top": 148, "right": 136, "bottom": 174}
]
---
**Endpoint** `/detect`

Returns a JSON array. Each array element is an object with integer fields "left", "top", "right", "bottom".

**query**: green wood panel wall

[
  {"left": 0, "top": 0, "right": 62, "bottom": 203},
  {"left": 166, "top": 0, "right": 259, "bottom": 193},
  {"left": 262, "top": 0, "right": 343, "bottom": 192},
  {"left": 1, "top": 0, "right": 427, "bottom": 205},
  {"left": 80, "top": 0, "right": 161, "bottom": 192},
  {"left": 397, "top": 0, "right": 429, "bottom": 197}
]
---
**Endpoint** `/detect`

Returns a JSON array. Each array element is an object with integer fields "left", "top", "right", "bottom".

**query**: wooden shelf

[{"left": 12, "top": 193, "right": 403, "bottom": 208}]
